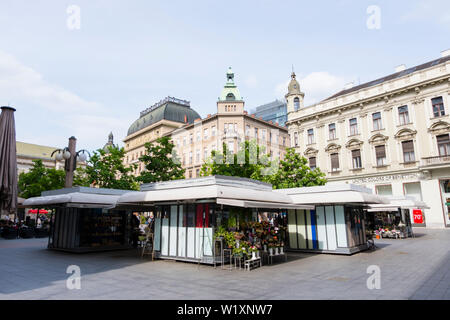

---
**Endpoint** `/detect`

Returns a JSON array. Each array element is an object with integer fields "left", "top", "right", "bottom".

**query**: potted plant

[{"left": 268, "top": 242, "right": 275, "bottom": 256}]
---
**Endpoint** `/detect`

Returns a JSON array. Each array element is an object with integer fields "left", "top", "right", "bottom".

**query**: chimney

[
  {"left": 344, "top": 82, "right": 354, "bottom": 90},
  {"left": 194, "top": 118, "right": 201, "bottom": 123},
  {"left": 207, "top": 114, "right": 211, "bottom": 118},
  {"left": 395, "top": 64, "right": 406, "bottom": 72},
  {"left": 251, "top": 114, "right": 256, "bottom": 118},
  {"left": 441, "top": 49, "right": 450, "bottom": 58}
]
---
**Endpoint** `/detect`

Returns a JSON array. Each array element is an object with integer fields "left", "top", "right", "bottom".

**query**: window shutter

[
  {"left": 352, "top": 149, "right": 361, "bottom": 158},
  {"left": 402, "top": 140, "right": 414, "bottom": 153},
  {"left": 375, "top": 145, "right": 386, "bottom": 158},
  {"left": 437, "top": 134, "right": 450, "bottom": 143},
  {"left": 331, "top": 153, "right": 339, "bottom": 169}
]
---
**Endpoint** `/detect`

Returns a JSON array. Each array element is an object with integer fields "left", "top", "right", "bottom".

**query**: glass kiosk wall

[
  {"left": 287, "top": 205, "right": 367, "bottom": 254},
  {"left": 49, "top": 207, "right": 131, "bottom": 252}
]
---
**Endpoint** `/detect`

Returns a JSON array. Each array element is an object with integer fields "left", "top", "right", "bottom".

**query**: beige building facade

[
  {"left": 16, "top": 141, "right": 64, "bottom": 174},
  {"left": 123, "top": 68, "right": 289, "bottom": 178},
  {"left": 287, "top": 51, "right": 450, "bottom": 228}
]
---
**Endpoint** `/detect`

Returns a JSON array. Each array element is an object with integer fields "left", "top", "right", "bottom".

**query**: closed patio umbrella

[{"left": 0, "top": 106, "right": 18, "bottom": 216}]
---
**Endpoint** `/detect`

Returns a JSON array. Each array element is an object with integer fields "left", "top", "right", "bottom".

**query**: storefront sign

[
  {"left": 351, "top": 173, "right": 419, "bottom": 184},
  {"left": 412, "top": 209, "right": 423, "bottom": 224}
]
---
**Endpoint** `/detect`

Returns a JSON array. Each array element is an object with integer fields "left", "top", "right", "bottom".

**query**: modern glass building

[{"left": 251, "top": 100, "right": 287, "bottom": 127}]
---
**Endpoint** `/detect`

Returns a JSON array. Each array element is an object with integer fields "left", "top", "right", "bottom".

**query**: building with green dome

[{"left": 123, "top": 97, "right": 201, "bottom": 175}]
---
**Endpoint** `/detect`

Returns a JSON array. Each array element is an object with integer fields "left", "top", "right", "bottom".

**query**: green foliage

[
  {"left": 257, "top": 148, "right": 327, "bottom": 189},
  {"left": 201, "top": 140, "right": 326, "bottom": 189},
  {"left": 215, "top": 226, "right": 235, "bottom": 248},
  {"left": 137, "top": 136, "right": 185, "bottom": 183},
  {"left": 84, "top": 146, "right": 139, "bottom": 190},
  {"left": 73, "top": 167, "right": 91, "bottom": 187},
  {"left": 18, "top": 160, "right": 65, "bottom": 198},
  {"left": 200, "top": 140, "right": 271, "bottom": 179}
]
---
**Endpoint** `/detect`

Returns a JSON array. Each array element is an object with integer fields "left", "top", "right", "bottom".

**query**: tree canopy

[
  {"left": 200, "top": 141, "right": 327, "bottom": 189},
  {"left": 84, "top": 146, "right": 139, "bottom": 190},
  {"left": 137, "top": 136, "right": 185, "bottom": 183},
  {"left": 256, "top": 148, "right": 327, "bottom": 189},
  {"left": 18, "top": 160, "right": 65, "bottom": 198},
  {"left": 200, "top": 140, "right": 271, "bottom": 179}
]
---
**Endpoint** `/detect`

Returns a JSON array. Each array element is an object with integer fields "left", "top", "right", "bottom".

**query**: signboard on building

[{"left": 412, "top": 209, "right": 423, "bottom": 224}]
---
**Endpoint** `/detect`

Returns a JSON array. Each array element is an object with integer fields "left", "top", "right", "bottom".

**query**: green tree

[
  {"left": 84, "top": 146, "right": 139, "bottom": 190},
  {"left": 73, "top": 167, "right": 91, "bottom": 187},
  {"left": 257, "top": 148, "right": 327, "bottom": 189},
  {"left": 18, "top": 160, "right": 65, "bottom": 198},
  {"left": 200, "top": 140, "right": 271, "bottom": 178},
  {"left": 137, "top": 136, "right": 185, "bottom": 183}
]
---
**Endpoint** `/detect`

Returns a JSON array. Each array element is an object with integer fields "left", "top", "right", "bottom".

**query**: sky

[{"left": 0, "top": 0, "right": 449, "bottom": 152}]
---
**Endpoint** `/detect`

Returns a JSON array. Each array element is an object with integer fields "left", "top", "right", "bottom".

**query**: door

[
  {"left": 178, "top": 205, "right": 186, "bottom": 257},
  {"left": 316, "top": 207, "right": 327, "bottom": 250},
  {"left": 169, "top": 205, "right": 177, "bottom": 256},
  {"left": 325, "top": 206, "right": 337, "bottom": 251},
  {"left": 186, "top": 204, "right": 196, "bottom": 259}
]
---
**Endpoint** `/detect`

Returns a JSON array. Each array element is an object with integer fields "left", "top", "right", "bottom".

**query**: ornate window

[
  {"left": 309, "top": 157, "right": 316, "bottom": 169},
  {"left": 330, "top": 153, "right": 340, "bottom": 172},
  {"left": 294, "top": 132, "right": 299, "bottom": 147},
  {"left": 375, "top": 145, "right": 387, "bottom": 166},
  {"left": 349, "top": 118, "right": 358, "bottom": 136},
  {"left": 432, "top": 97, "right": 445, "bottom": 117},
  {"left": 307, "top": 129, "right": 314, "bottom": 145},
  {"left": 372, "top": 112, "right": 382, "bottom": 131},
  {"left": 328, "top": 123, "right": 336, "bottom": 140},
  {"left": 294, "top": 97, "right": 300, "bottom": 111},
  {"left": 352, "top": 149, "right": 362, "bottom": 169},
  {"left": 402, "top": 140, "right": 415, "bottom": 163},
  {"left": 398, "top": 105, "right": 409, "bottom": 125},
  {"left": 437, "top": 134, "right": 450, "bottom": 156}
]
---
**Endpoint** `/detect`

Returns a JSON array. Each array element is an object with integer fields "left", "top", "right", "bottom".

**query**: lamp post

[{"left": 51, "top": 136, "right": 90, "bottom": 188}]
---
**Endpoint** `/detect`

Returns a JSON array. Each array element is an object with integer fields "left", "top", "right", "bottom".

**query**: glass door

[{"left": 441, "top": 180, "right": 450, "bottom": 226}]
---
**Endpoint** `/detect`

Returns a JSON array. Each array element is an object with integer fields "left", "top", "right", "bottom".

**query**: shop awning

[
  {"left": 276, "top": 184, "right": 388, "bottom": 205},
  {"left": 216, "top": 198, "right": 314, "bottom": 210},
  {"left": 28, "top": 209, "right": 49, "bottom": 214},
  {"left": 23, "top": 193, "right": 121, "bottom": 208},
  {"left": 367, "top": 197, "right": 429, "bottom": 212}
]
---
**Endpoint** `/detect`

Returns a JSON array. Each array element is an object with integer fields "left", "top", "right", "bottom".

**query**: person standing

[{"left": 131, "top": 213, "right": 140, "bottom": 248}]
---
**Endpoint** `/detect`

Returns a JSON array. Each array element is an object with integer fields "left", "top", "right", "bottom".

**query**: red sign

[{"left": 413, "top": 209, "right": 423, "bottom": 224}]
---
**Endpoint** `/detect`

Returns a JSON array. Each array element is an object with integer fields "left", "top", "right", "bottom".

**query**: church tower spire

[
  {"left": 217, "top": 67, "right": 245, "bottom": 114},
  {"left": 286, "top": 70, "right": 305, "bottom": 113}
]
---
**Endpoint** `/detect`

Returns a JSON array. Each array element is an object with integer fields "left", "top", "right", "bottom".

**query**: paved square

[{"left": 0, "top": 228, "right": 449, "bottom": 300}]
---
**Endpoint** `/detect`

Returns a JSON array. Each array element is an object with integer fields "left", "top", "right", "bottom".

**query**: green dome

[{"left": 127, "top": 98, "right": 201, "bottom": 136}]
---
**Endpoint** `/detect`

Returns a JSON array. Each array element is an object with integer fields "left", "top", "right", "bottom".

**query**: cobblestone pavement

[{"left": 0, "top": 228, "right": 449, "bottom": 300}]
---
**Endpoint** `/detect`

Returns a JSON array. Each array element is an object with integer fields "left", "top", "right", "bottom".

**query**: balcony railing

[{"left": 421, "top": 155, "right": 450, "bottom": 167}]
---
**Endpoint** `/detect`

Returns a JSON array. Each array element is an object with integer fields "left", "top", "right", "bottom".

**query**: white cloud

[
  {"left": 275, "top": 72, "right": 348, "bottom": 106},
  {"left": 0, "top": 50, "right": 125, "bottom": 151},
  {"left": 0, "top": 50, "right": 102, "bottom": 113}
]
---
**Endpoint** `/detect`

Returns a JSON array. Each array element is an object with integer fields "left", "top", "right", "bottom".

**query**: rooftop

[
  {"left": 321, "top": 54, "right": 450, "bottom": 102},
  {"left": 126, "top": 97, "right": 201, "bottom": 136},
  {"left": 16, "top": 141, "right": 58, "bottom": 160}
]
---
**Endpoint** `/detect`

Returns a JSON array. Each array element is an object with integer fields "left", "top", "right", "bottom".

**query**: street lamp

[{"left": 51, "top": 136, "right": 90, "bottom": 188}]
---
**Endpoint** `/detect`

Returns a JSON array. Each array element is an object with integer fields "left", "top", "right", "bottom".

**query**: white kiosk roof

[
  {"left": 23, "top": 187, "right": 135, "bottom": 208},
  {"left": 117, "top": 176, "right": 312, "bottom": 209},
  {"left": 275, "top": 184, "right": 388, "bottom": 205},
  {"left": 367, "top": 196, "right": 429, "bottom": 212}
]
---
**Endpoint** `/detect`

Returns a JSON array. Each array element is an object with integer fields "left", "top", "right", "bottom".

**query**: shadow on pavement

[{"left": 0, "top": 239, "right": 151, "bottom": 295}]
